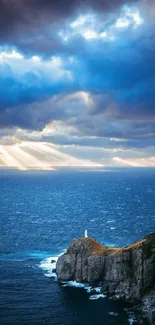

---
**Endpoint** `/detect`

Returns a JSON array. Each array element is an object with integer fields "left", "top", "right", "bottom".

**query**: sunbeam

[
  {"left": 0, "top": 142, "right": 101, "bottom": 170},
  {"left": 11, "top": 145, "right": 54, "bottom": 170},
  {"left": 0, "top": 146, "right": 26, "bottom": 170}
]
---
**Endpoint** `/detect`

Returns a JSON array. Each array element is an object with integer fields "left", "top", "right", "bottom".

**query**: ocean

[{"left": 0, "top": 168, "right": 155, "bottom": 325}]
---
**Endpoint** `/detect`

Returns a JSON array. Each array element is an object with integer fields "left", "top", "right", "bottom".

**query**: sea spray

[
  {"left": 39, "top": 257, "right": 58, "bottom": 278},
  {"left": 39, "top": 249, "right": 66, "bottom": 278}
]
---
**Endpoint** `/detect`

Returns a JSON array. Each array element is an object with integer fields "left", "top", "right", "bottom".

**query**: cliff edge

[{"left": 56, "top": 233, "right": 155, "bottom": 324}]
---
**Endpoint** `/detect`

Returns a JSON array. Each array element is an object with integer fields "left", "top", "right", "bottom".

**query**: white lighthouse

[{"left": 84, "top": 229, "right": 88, "bottom": 238}]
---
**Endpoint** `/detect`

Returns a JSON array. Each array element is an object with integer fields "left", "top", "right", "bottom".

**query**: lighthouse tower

[{"left": 84, "top": 229, "right": 88, "bottom": 238}]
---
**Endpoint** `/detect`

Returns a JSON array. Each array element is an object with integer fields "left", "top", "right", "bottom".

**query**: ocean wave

[
  {"left": 61, "top": 281, "right": 104, "bottom": 299},
  {"left": 62, "top": 281, "right": 100, "bottom": 291},
  {"left": 89, "top": 294, "right": 105, "bottom": 300},
  {"left": 39, "top": 250, "right": 66, "bottom": 278},
  {"left": 39, "top": 257, "right": 58, "bottom": 278},
  {"left": 86, "top": 286, "right": 102, "bottom": 293},
  {"left": 62, "top": 281, "right": 87, "bottom": 288}
]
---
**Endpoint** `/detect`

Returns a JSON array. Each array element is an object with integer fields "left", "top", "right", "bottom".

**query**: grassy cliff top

[
  {"left": 66, "top": 237, "right": 120, "bottom": 257},
  {"left": 65, "top": 233, "right": 155, "bottom": 257}
]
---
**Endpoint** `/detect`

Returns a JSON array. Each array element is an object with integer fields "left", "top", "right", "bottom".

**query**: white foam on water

[
  {"left": 39, "top": 257, "right": 58, "bottom": 278},
  {"left": 94, "top": 287, "right": 101, "bottom": 293},
  {"left": 62, "top": 281, "right": 87, "bottom": 288},
  {"left": 89, "top": 294, "right": 105, "bottom": 300},
  {"left": 62, "top": 282, "right": 103, "bottom": 296},
  {"left": 39, "top": 250, "right": 66, "bottom": 278},
  {"left": 85, "top": 287, "right": 102, "bottom": 293}
]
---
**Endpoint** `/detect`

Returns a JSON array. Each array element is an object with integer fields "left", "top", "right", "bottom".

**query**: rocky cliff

[{"left": 56, "top": 233, "right": 155, "bottom": 324}]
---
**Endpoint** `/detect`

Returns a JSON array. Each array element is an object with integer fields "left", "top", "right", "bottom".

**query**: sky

[{"left": 0, "top": 0, "right": 155, "bottom": 170}]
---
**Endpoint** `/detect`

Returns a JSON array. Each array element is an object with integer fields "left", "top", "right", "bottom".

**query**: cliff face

[{"left": 56, "top": 234, "right": 155, "bottom": 324}]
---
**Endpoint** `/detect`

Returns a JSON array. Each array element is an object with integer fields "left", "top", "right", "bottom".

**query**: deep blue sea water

[{"left": 1, "top": 168, "right": 155, "bottom": 325}]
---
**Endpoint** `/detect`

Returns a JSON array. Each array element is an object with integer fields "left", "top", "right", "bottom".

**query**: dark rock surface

[{"left": 56, "top": 234, "right": 155, "bottom": 324}]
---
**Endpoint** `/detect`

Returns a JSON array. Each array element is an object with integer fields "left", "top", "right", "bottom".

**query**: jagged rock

[
  {"left": 51, "top": 259, "right": 56, "bottom": 263},
  {"left": 56, "top": 233, "right": 155, "bottom": 324}
]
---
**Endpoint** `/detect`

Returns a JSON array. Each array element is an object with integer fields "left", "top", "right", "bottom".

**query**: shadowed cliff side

[{"left": 56, "top": 233, "right": 155, "bottom": 325}]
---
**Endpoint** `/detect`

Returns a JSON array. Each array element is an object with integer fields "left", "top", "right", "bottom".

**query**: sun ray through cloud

[{"left": 0, "top": 142, "right": 102, "bottom": 170}]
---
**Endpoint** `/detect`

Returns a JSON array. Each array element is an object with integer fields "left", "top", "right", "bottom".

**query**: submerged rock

[{"left": 56, "top": 233, "right": 155, "bottom": 324}]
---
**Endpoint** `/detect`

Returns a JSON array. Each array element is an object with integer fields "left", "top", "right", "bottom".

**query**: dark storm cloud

[
  {"left": 0, "top": 0, "right": 139, "bottom": 55},
  {"left": 0, "top": 0, "right": 155, "bottom": 151},
  {"left": 64, "top": 111, "right": 155, "bottom": 143},
  {"left": 1, "top": 18, "right": 155, "bottom": 129},
  {"left": 0, "top": 94, "right": 73, "bottom": 130},
  {"left": 77, "top": 30, "right": 155, "bottom": 116},
  {"left": 0, "top": 62, "right": 76, "bottom": 111},
  {"left": 0, "top": 0, "right": 137, "bottom": 31}
]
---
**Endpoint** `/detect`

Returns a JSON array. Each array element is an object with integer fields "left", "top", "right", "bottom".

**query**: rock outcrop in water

[{"left": 56, "top": 233, "right": 155, "bottom": 325}]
